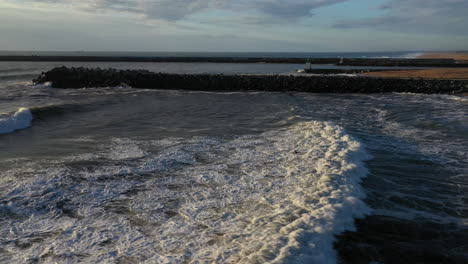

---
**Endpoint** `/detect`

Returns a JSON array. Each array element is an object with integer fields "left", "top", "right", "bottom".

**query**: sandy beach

[
  {"left": 363, "top": 68, "right": 468, "bottom": 79},
  {"left": 364, "top": 52, "right": 468, "bottom": 79},
  {"left": 418, "top": 52, "right": 468, "bottom": 60}
]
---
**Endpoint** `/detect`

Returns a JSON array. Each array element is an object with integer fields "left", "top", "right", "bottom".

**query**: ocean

[
  {"left": 0, "top": 50, "right": 423, "bottom": 59},
  {"left": 0, "top": 60, "right": 467, "bottom": 263}
]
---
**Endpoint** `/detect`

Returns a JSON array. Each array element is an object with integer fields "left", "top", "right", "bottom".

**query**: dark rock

[{"left": 33, "top": 67, "right": 468, "bottom": 94}]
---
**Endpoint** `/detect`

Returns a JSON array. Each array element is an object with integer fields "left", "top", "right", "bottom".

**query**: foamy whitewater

[
  {"left": 0, "top": 121, "right": 370, "bottom": 263},
  {"left": 1, "top": 60, "right": 467, "bottom": 263},
  {"left": 0, "top": 108, "right": 33, "bottom": 134}
]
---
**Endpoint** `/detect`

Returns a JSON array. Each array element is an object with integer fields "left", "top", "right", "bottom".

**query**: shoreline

[
  {"left": 361, "top": 52, "right": 468, "bottom": 79},
  {"left": 362, "top": 68, "right": 468, "bottom": 79},
  {"left": 418, "top": 52, "right": 468, "bottom": 61}
]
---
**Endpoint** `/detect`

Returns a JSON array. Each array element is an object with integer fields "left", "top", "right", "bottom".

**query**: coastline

[
  {"left": 417, "top": 52, "right": 468, "bottom": 60},
  {"left": 362, "top": 68, "right": 468, "bottom": 79},
  {"left": 362, "top": 52, "right": 468, "bottom": 79}
]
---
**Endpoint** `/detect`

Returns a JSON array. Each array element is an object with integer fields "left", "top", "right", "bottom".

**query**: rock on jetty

[{"left": 33, "top": 67, "right": 468, "bottom": 94}]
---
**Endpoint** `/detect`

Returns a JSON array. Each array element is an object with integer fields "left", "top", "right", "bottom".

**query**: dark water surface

[
  {"left": 0, "top": 61, "right": 467, "bottom": 263},
  {"left": 0, "top": 51, "right": 422, "bottom": 58}
]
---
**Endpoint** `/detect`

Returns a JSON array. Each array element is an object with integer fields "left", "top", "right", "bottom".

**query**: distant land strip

[
  {"left": 33, "top": 67, "right": 468, "bottom": 94},
  {"left": 418, "top": 52, "right": 468, "bottom": 61},
  {"left": 363, "top": 68, "right": 468, "bottom": 79},
  {"left": 2, "top": 56, "right": 468, "bottom": 67}
]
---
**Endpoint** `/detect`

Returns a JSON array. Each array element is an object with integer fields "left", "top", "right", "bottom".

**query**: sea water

[{"left": 0, "top": 61, "right": 467, "bottom": 263}]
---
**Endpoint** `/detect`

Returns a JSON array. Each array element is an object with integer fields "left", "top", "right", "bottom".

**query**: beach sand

[
  {"left": 363, "top": 52, "right": 468, "bottom": 79},
  {"left": 363, "top": 69, "right": 468, "bottom": 79},
  {"left": 418, "top": 52, "right": 468, "bottom": 60}
]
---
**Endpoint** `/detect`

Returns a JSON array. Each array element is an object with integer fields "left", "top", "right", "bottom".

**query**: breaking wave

[
  {"left": 0, "top": 104, "right": 94, "bottom": 135},
  {"left": 0, "top": 121, "right": 370, "bottom": 263},
  {"left": 0, "top": 108, "right": 33, "bottom": 134},
  {"left": 28, "top": 104, "right": 79, "bottom": 120},
  {"left": 0, "top": 105, "right": 71, "bottom": 135}
]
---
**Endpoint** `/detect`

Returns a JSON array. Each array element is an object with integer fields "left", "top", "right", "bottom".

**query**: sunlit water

[{"left": 0, "top": 62, "right": 467, "bottom": 263}]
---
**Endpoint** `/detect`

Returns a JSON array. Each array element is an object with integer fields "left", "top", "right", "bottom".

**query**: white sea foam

[
  {"left": 0, "top": 121, "right": 371, "bottom": 263},
  {"left": 401, "top": 52, "right": 424, "bottom": 59},
  {"left": 444, "top": 95, "right": 468, "bottom": 102},
  {"left": 0, "top": 108, "right": 33, "bottom": 134},
  {"left": 337, "top": 73, "right": 358, "bottom": 77},
  {"left": 107, "top": 138, "right": 148, "bottom": 160},
  {"left": 30, "top": 81, "right": 52, "bottom": 88},
  {"left": 373, "top": 107, "right": 441, "bottom": 139}
]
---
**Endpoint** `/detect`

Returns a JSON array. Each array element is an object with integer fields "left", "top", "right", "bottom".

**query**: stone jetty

[{"left": 33, "top": 67, "right": 468, "bottom": 94}]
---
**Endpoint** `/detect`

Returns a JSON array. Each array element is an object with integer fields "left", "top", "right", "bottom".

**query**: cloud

[
  {"left": 10, "top": 0, "right": 468, "bottom": 35},
  {"left": 88, "top": 0, "right": 225, "bottom": 20},
  {"left": 8, "top": 0, "right": 347, "bottom": 21},
  {"left": 334, "top": 0, "right": 468, "bottom": 35},
  {"left": 250, "top": 0, "right": 346, "bottom": 20}
]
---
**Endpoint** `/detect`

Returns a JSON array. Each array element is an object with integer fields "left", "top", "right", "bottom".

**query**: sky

[{"left": 0, "top": 0, "right": 467, "bottom": 52}]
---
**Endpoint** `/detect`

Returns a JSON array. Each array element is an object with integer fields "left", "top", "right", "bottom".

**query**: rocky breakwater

[{"left": 33, "top": 67, "right": 468, "bottom": 94}]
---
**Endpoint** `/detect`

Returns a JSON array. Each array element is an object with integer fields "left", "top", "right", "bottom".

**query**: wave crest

[
  {"left": 0, "top": 108, "right": 33, "bottom": 134},
  {"left": 0, "top": 121, "right": 370, "bottom": 263}
]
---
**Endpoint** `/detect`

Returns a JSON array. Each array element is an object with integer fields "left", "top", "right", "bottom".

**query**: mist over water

[{"left": 0, "top": 61, "right": 467, "bottom": 263}]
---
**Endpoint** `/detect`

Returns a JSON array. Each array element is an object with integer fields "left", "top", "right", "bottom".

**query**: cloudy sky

[{"left": 1, "top": 0, "right": 467, "bottom": 52}]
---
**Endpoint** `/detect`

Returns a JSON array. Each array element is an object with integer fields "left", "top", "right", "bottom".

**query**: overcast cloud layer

[
  {"left": 1, "top": 0, "right": 468, "bottom": 51},
  {"left": 334, "top": 0, "right": 468, "bottom": 34},
  {"left": 7, "top": 0, "right": 468, "bottom": 31},
  {"left": 13, "top": 0, "right": 350, "bottom": 21}
]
